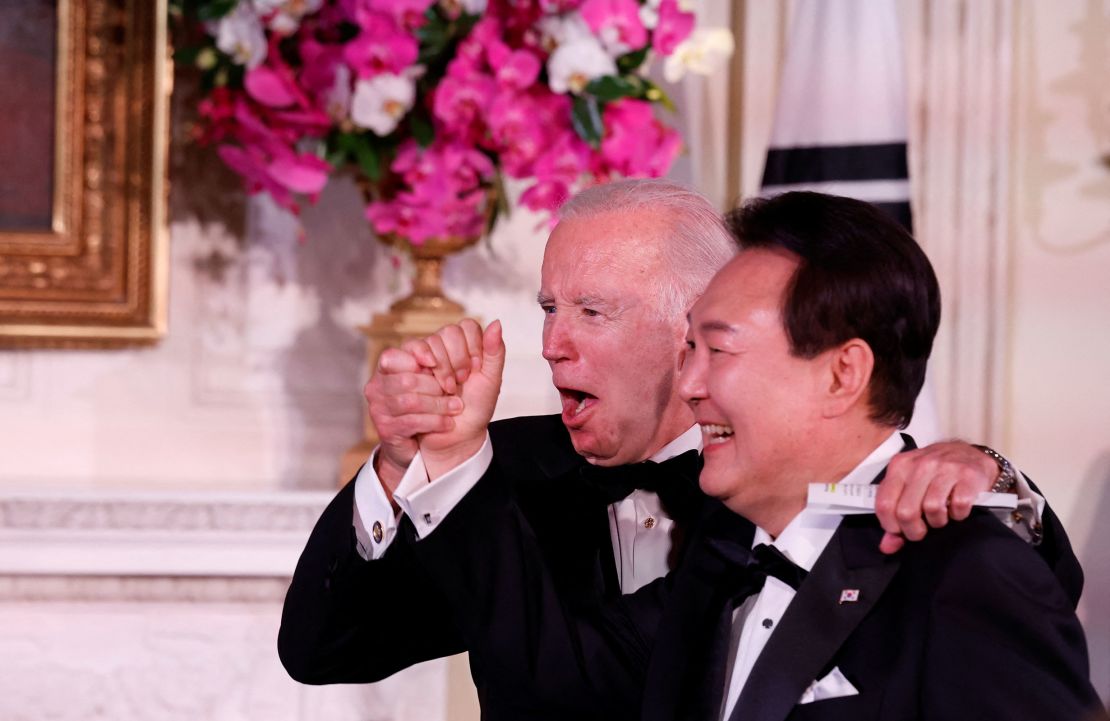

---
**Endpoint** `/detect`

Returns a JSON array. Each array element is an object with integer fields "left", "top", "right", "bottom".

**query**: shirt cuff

[
  {"left": 1012, "top": 468, "right": 1043, "bottom": 541},
  {"left": 352, "top": 447, "right": 402, "bottom": 561},
  {"left": 992, "top": 467, "right": 1045, "bottom": 545},
  {"left": 393, "top": 434, "right": 494, "bottom": 540}
]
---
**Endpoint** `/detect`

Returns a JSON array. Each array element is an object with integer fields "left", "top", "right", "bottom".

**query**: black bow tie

[
  {"left": 578, "top": 449, "right": 701, "bottom": 505},
  {"left": 706, "top": 538, "right": 809, "bottom": 593}
]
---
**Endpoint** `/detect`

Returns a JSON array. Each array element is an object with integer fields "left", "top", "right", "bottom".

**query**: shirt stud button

[
  {"left": 372, "top": 521, "right": 383, "bottom": 543},
  {"left": 643, "top": 517, "right": 656, "bottom": 529},
  {"left": 762, "top": 618, "right": 773, "bottom": 629}
]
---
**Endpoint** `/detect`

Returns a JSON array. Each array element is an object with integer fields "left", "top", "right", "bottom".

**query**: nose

[
  {"left": 678, "top": 346, "right": 706, "bottom": 406},
  {"left": 541, "top": 311, "right": 575, "bottom": 363}
]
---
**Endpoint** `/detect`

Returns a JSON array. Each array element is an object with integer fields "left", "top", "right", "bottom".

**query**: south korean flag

[{"left": 760, "top": 0, "right": 913, "bottom": 232}]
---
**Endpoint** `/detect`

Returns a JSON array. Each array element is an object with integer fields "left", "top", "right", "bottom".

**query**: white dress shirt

[
  {"left": 718, "top": 432, "right": 905, "bottom": 720},
  {"left": 351, "top": 424, "right": 703, "bottom": 593}
]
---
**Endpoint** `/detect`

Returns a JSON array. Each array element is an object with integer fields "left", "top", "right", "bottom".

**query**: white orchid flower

[
  {"left": 459, "top": 0, "right": 488, "bottom": 14},
  {"left": 254, "top": 0, "right": 324, "bottom": 35},
  {"left": 663, "top": 27, "right": 735, "bottom": 83},
  {"left": 639, "top": 0, "right": 662, "bottom": 30},
  {"left": 537, "top": 11, "right": 594, "bottom": 50},
  {"left": 547, "top": 36, "right": 617, "bottom": 94},
  {"left": 350, "top": 73, "right": 416, "bottom": 136},
  {"left": 212, "top": 1, "right": 268, "bottom": 69}
]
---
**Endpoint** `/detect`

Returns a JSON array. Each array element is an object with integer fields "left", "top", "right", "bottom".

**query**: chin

[
  {"left": 698, "top": 467, "right": 739, "bottom": 501},
  {"left": 569, "top": 432, "right": 624, "bottom": 466}
]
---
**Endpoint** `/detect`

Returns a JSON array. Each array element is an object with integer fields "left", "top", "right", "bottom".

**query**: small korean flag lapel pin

[{"left": 839, "top": 589, "right": 860, "bottom": 605}]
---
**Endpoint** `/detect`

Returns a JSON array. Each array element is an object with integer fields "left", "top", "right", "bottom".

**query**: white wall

[{"left": 1007, "top": 0, "right": 1110, "bottom": 697}]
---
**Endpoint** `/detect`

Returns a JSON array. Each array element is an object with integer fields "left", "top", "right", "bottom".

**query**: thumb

[
  {"left": 879, "top": 531, "right": 905, "bottom": 555},
  {"left": 481, "top": 319, "right": 506, "bottom": 383}
]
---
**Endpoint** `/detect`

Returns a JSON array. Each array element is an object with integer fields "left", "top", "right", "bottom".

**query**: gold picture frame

[{"left": 0, "top": 0, "right": 169, "bottom": 348}]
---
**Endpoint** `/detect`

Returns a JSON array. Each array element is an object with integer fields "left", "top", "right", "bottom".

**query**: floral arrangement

[{"left": 172, "top": 0, "right": 733, "bottom": 244}]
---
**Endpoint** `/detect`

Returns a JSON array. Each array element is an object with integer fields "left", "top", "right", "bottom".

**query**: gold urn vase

[{"left": 339, "top": 233, "right": 481, "bottom": 483}]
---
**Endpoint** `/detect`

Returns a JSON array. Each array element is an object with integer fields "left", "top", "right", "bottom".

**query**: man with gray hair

[{"left": 278, "top": 180, "right": 1075, "bottom": 720}]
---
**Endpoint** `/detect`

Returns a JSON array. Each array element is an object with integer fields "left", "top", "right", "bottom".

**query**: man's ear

[{"left": 821, "top": 339, "right": 874, "bottom": 418}]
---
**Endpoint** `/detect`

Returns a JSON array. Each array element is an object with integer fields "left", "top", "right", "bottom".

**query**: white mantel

[{"left": 0, "top": 490, "right": 453, "bottom": 721}]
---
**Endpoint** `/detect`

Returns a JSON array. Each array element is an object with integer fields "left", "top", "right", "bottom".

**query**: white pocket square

[{"left": 798, "top": 666, "right": 860, "bottom": 704}]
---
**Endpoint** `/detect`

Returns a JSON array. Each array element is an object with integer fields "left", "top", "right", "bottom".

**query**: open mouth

[
  {"left": 700, "top": 423, "right": 734, "bottom": 447},
  {"left": 558, "top": 388, "right": 598, "bottom": 424}
]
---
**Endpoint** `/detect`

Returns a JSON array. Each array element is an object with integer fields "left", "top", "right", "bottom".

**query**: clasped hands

[
  {"left": 366, "top": 318, "right": 506, "bottom": 496},
  {"left": 364, "top": 319, "right": 1004, "bottom": 554}
]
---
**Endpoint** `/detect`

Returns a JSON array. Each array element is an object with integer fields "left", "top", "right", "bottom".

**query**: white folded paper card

[{"left": 807, "top": 483, "right": 1018, "bottom": 515}]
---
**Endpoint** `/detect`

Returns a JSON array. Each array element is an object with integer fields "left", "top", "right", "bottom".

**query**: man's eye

[
  {"left": 583, "top": 308, "right": 600, "bottom": 317},
  {"left": 541, "top": 305, "right": 556, "bottom": 315}
]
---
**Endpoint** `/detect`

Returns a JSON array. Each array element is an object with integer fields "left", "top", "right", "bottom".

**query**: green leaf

[
  {"left": 173, "top": 46, "right": 201, "bottom": 65},
  {"left": 616, "top": 46, "right": 650, "bottom": 74},
  {"left": 197, "top": 0, "right": 239, "bottom": 22},
  {"left": 571, "top": 95, "right": 604, "bottom": 147},
  {"left": 410, "top": 113, "right": 435, "bottom": 147},
  {"left": 584, "top": 75, "right": 641, "bottom": 102},
  {"left": 416, "top": 10, "right": 452, "bottom": 64},
  {"left": 348, "top": 134, "right": 383, "bottom": 182},
  {"left": 643, "top": 80, "right": 677, "bottom": 113}
]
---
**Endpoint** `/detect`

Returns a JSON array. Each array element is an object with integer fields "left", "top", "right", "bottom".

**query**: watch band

[{"left": 973, "top": 444, "right": 1017, "bottom": 493}]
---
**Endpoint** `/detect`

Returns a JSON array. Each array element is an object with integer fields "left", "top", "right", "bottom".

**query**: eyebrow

[
  {"left": 697, "top": 319, "right": 738, "bottom": 334},
  {"left": 536, "top": 293, "right": 610, "bottom": 308}
]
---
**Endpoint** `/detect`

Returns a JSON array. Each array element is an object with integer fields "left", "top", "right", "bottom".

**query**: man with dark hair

[{"left": 402, "top": 192, "right": 1100, "bottom": 720}]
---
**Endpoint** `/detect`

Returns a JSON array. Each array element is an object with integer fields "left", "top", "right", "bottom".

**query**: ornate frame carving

[{"left": 0, "top": 0, "right": 169, "bottom": 348}]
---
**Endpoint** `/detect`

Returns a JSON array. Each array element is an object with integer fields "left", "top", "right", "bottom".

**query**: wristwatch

[{"left": 973, "top": 444, "right": 1017, "bottom": 493}]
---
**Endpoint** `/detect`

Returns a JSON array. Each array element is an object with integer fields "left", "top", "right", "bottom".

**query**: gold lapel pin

[{"left": 839, "top": 589, "right": 860, "bottom": 604}]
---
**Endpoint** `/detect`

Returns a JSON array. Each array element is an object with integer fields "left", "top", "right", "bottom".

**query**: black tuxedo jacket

[
  {"left": 278, "top": 414, "right": 701, "bottom": 719},
  {"left": 280, "top": 419, "right": 1085, "bottom": 720},
  {"left": 639, "top": 503, "right": 1102, "bottom": 721}
]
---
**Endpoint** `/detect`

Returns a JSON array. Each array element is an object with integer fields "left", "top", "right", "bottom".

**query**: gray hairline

[{"left": 558, "top": 179, "right": 739, "bottom": 323}]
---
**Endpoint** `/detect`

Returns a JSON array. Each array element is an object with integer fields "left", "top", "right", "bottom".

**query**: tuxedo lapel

[
  {"left": 726, "top": 517, "right": 899, "bottom": 721},
  {"left": 644, "top": 505, "right": 755, "bottom": 721}
]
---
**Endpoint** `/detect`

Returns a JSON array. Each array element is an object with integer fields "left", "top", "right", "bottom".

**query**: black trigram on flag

[
  {"left": 760, "top": 0, "right": 941, "bottom": 441},
  {"left": 760, "top": 0, "right": 913, "bottom": 232}
]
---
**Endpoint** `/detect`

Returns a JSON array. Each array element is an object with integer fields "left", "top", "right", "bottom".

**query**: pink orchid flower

[
  {"left": 652, "top": 0, "right": 695, "bottom": 55},
  {"left": 600, "top": 98, "right": 682, "bottom": 177},
  {"left": 343, "top": 13, "right": 418, "bottom": 77},
  {"left": 580, "top": 0, "right": 648, "bottom": 54}
]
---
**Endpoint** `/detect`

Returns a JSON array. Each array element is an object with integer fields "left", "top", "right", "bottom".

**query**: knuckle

[
  {"left": 895, "top": 505, "right": 919, "bottom": 524},
  {"left": 398, "top": 394, "right": 421, "bottom": 413},
  {"left": 922, "top": 499, "right": 945, "bottom": 517},
  {"left": 874, "top": 497, "right": 895, "bottom": 516}
]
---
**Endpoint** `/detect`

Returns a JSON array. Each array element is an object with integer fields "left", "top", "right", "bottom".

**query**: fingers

[
  {"left": 377, "top": 347, "right": 422, "bottom": 375},
  {"left": 480, "top": 319, "right": 506, "bottom": 381},
  {"left": 401, "top": 336, "right": 455, "bottom": 395},
  {"left": 398, "top": 319, "right": 487, "bottom": 394},
  {"left": 874, "top": 440, "right": 1002, "bottom": 552},
  {"left": 879, "top": 531, "right": 906, "bottom": 555},
  {"left": 379, "top": 413, "right": 456, "bottom": 440},
  {"left": 873, "top": 454, "right": 907, "bottom": 537},
  {"left": 380, "top": 387, "right": 463, "bottom": 418},
  {"left": 877, "top": 450, "right": 937, "bottom": 543},
  {"left": 459, "top": 318, "right": 483, "bottom": 373}
]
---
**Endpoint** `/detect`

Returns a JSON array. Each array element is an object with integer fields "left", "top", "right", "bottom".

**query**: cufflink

[{"left": 372, "top": 521, "right": 383, "bottom": 543}]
